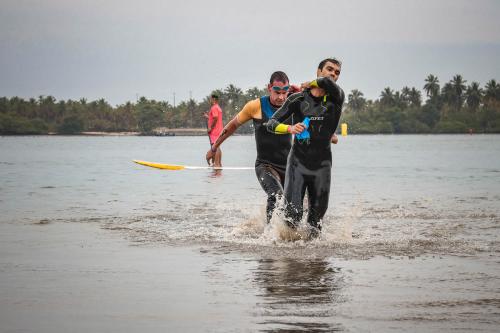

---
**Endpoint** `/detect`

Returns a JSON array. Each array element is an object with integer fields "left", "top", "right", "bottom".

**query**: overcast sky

[{"left": 1, "top": 0, "right": 499, "bottom": 105}]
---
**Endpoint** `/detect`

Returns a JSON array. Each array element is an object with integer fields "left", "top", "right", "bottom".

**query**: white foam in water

[
  {"left": 230, "top": 206, "right": 266, "bottom": 238},
  {"left": 125, "top": 194, "right": 361, "bottom": 249},
  {"left": 228, "top": 197, "right": 358, "bottom": 246},
  {"left": 98, "top": 191, "right": 496, "bottom": 258}
]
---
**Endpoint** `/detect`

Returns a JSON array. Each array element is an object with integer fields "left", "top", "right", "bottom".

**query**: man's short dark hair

[
  {"left": 211, "top": 94, "right": 219, "bottom": 99},
  {"left": 318, "top": 57, "right": 342, "bottom": 70},
  {"left": 269, "top": 71, "right": 289, "bottom": 85}
]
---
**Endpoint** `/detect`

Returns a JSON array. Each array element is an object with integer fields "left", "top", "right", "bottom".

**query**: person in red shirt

[{"left": 205, "top": 94, "right": 223, "bottom": 167}]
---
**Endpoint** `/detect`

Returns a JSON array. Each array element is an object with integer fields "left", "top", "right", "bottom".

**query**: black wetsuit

[
  {"left": 253, "top": 96, "right": 292, "bottom": 222},
  {"left": 266, "top": 77, "right": 344, "bottom": 229}
]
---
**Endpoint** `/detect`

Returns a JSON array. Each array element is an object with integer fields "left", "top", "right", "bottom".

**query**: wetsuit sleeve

[
  {"left": 236, "top": 99, "right": 259, "bottom": 124},
  {"left": 331, "top": 88, "right": 345, "bottom": 133},
  {"left": 265, "top": 93, "right": 301, "bottom": 134},
  {"left": 274, "top": 123, "right": 290, "bottom": 134},
  {"left": 310, "top": 77, "right": 344, "bottom": 102}
]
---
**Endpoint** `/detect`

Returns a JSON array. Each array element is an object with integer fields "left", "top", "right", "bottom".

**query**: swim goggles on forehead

[{"left": 271, "top": 85, "right": 289, "bottom": 92}]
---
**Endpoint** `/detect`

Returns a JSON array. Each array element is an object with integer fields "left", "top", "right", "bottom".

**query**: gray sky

[{"left": 1, "top": 0, "right": 499, "bottom": 105}]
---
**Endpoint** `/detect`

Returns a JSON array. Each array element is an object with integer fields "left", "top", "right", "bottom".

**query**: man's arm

[
  {"left": 205, "top": 115, "right": 243, "bottom": 164},
  {"left": 212, "top": 117, "right": 239, "bottom": 148},
  {"left": 330, "top": 89, "right": 345, "bottom": 135},
  {"left": 310, "top": 77, "right": 343, "bottom": 102},
  {"left": 265, "top": 93, "right": 304, "bottom": 134},
  {"left": 302, "top": 78, "right": 345, "bottom": 134}
]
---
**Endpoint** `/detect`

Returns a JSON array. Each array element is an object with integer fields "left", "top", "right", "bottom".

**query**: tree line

[
  {"left": 1, "top": 75, "right": 499, "bottom": 135},
  {"left": 343, "top": 75, "right": 500, "bottom": 133},
  {"left": 0, "top": 84, "right": 266, "bottom": 135}
]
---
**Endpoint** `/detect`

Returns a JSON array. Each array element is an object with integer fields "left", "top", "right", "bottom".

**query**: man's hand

[
  {"left": 300, "top": 81, "right": 312, "bottom": 90},
  {"left": 205, "top": 149, "right": 215, "bottom": 165},
  {"left": 288, "top": 84, "right": 302, "bottom": 94},
  {"left": 288, "top": 122, "right": 306, "bottom": 134},
  {"left": 331, "top": 134, "right": 338, "bottom": 144}
]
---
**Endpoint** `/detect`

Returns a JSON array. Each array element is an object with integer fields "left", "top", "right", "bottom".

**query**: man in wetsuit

[
  {"left": 205, "top": 94, "right": 223, "bottom": 167},
  {"left": 205, "top": 71, "right": 298, "bottom": 222},
  {"left": 265, "top": 58, "right": 345, "bottom": 236}
]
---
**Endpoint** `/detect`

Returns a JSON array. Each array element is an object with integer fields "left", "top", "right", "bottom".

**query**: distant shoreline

[
  {"left": 80, "top": 131, "right": 141, "bottom": 136},
  {"left": 77, "top": 128, "right": 210, "bottom": 136},
  {"left": 2, "top": 130, "right": 498, "bottom": 137}
]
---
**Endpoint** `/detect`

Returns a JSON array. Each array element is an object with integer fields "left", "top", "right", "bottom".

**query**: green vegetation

[
  {"left": 343, "top": 76, "right": 500, "bottom": 134},
  {"left": 1, "top": 75, "right": 499, "bottom": 135},
  {"left": 0, "top": 86, "right": 266, "bottom": 135}
]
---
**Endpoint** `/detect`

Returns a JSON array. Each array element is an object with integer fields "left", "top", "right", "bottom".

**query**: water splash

[{"left": 41, "top": 194, "right": 498, "bottom": 258}]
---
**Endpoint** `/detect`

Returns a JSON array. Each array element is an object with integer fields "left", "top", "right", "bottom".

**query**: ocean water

[{"left": 1, "top": 134, "right": 499, "bottom": 331}]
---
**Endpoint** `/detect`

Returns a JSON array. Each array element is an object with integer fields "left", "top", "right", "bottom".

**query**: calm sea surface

[{"left": 1, "top": 134, "right": 499, "bottom": 332}]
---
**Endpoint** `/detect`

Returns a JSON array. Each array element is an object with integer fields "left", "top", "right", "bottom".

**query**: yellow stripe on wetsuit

[
  {"left": 274, "top": 123, "right": 290, "bottom": 134},
  {"left": 310, "top": 79, "right": 328, "bottom": 102}
]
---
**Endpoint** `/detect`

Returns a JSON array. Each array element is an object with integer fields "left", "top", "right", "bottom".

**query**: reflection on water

[{"left": 254, "top": 258, "right": 344, "bottom": 332}]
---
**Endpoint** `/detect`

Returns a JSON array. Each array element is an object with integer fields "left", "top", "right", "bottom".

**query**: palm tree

[
  {"left": 441, "top": 82, "right": 454, "bottom": 103},
  {"left": 451, "top": 74, "right": 467, "bottom": 110},
  {"left": 484, "top": 79, "right": 500, "bottom": 102},
  {"left": 380, "top": 87, "right": 395, "bottom": 107},
  {"left": 409, "top": 88, "right": 422, "bottom": 107},
  {"left": 401, "top": 86, "right": 411, "bottom": 107},
  {"left": 347, "top": 89, "right": 366, "bottom": 112},
  {"left": 224, "top": 84, "right": 243, "bottom": 104},
  {"left": 38, "top": 95, "right": 56, "bottom": 121},
  {"left": 245, "top": 87, "right": 263, "bottom": 100},
  {"left": 393, "top": 91, "right": 405, "bottom": 108},
  {"left": 465, "top": 82, "right": 483, "bottom": 111},
  {"left": 423, "top": 74, "right": 440, "bottom": 98},
  {"left": 224, "top": 84, "right": 244, "bottom": 118}
]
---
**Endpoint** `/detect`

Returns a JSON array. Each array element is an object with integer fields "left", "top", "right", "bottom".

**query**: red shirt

[{"left": 208, "top": 103, "right": 223, "bottom": 144}]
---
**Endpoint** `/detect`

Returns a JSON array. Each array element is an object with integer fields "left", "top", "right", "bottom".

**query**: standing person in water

[
  {"left": 205, "top": 94, "right": 223, "bottom": 167},
  {"left": 206, "top": 71, "right": 299, "bottom": 222},
  {"left": 266, "top": 58, "right": 344, "bottom": 237}
]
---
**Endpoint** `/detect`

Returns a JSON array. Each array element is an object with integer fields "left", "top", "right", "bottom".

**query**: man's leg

[
  {"left": 214, "top": 148, "right": 222, "bottom": 167},
  {"left": 283, "top": 158, "right": 307, "bottom": 227},
  {"left": 307, "top": 166, "right": 331, "bottom": 230},
  {"left": 255, "top": 164, "right": 285, "bottom": 223}
]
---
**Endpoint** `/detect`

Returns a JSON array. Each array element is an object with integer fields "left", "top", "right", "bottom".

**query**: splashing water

[{"left": 83, "top": 189, "right": 497, "bottom": 260}]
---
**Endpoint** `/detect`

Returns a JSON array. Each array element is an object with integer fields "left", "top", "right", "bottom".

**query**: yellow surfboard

[{"left": 133, "top": 160, "right": 253, "bottom": 171}]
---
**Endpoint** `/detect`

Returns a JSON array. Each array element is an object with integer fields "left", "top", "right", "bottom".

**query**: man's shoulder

[
  {"left": 211, "top": 103, "right": 222, "bottom": 111},
  {"left": 245, "top": 98, "right": 262, "bottom": 110},
  {"left": 236, "top": 98, "right": 262, "bottom": 123}
]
